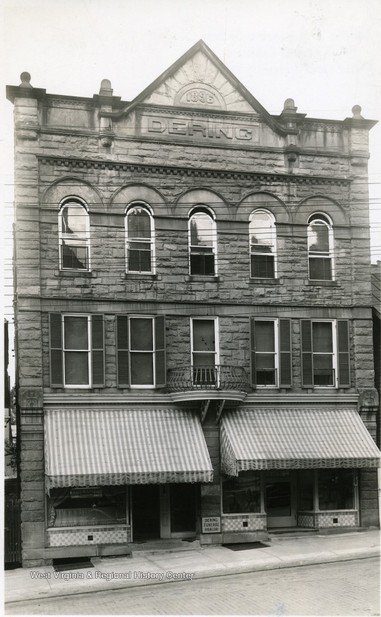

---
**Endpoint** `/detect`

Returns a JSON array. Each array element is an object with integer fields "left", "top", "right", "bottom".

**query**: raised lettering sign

[{"left": 202, "top": 516, "right": 221, "bottom": 533}]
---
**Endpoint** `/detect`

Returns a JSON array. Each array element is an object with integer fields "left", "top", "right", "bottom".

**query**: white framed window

[
  {"left": 250, "top": 318, "right": 292, "bottom": 387},
  {"left": 58, "top": 200, "right": 90, "bottom": 270},
  {"left": 249, "top": 209, "right": 277, "bottom": 278},
  {"left": 301, "top": 319, "right": 350, "bottom": 388},
  {"left": 188, "top": 207, "right": 217, "bottom": 276},
  {"left": 49, "top": 313, "right": 105, "bottom": 388},
  {"left": 125, "top": 203, "right": 155, "bottom": 273},
  {"left": 116, "top": 315, "right": 165, "bottom": 388},
  {"left": 191, "top": 317, "right": 219, "bottom": 385},
  {"left": 308, "top": 213, "right": 334, "bottom": 281}
]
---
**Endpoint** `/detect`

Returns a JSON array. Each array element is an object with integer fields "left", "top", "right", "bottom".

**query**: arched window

[
  {"left": 188, "top": 207, "right": 217, "bottom": 276},
  {"left": 308, "top": 213, "right": 334, "bottom": 280},
  {"left": 249, "top": 209, "right": 276, "bottom": 278},
  {"left": 59, "top": 200, "right": 90, "bottom": 270},
  {"left": 125, "top": 203, "right": 154, "bottom": 273}
]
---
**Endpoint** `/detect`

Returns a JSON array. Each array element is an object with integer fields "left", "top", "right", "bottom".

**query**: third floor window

[{"left": 249, "top": 209, "right": 277, "bottom": 278}]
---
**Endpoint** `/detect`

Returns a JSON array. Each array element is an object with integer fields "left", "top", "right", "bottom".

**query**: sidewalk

[{"left": 4, "top": 530, "right": 380, "bottom": 605}]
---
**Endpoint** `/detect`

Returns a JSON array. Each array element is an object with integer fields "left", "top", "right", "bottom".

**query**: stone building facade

[{"left": 7, "top": 40, "right": 380, "bottom": 567}]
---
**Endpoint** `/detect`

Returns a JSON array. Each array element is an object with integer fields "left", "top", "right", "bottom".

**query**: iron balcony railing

[{"left": 167, "top": 365, "right": 251, "bottom": 393}]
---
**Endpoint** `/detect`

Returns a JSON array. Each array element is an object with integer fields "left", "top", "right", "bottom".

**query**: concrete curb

[{"left": 5, "top": 547, "right": 379, "bottom": 605}]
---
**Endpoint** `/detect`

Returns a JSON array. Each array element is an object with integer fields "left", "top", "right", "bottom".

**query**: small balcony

[{"left": 167, "top": 365, "right": 251, "bottom": 402}]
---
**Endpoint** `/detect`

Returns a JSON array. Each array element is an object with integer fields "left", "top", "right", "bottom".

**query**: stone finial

[
  {"left": 19, "top": 72, "right": 32, "bottom": 88},
  {"left": 352, "top": 105, "right": 363, "bottom": 119},
  {"left": 283, "top": 98, "right": 298, "bottom": 113},
  {"left": 99, "top": 79, "right": 113, "bottom": 96}
]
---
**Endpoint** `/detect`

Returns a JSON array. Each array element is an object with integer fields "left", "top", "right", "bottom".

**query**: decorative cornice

[
  {"left": 136, "top": 103, "right": 260, "bottom": 122},
  {"left": 38, "top": 154, "right": 351, "bottom": 186}
]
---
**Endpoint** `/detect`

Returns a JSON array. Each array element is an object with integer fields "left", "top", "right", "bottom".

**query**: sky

[{"left": 1, "top": 0, "right": 381, "bottom": 354}]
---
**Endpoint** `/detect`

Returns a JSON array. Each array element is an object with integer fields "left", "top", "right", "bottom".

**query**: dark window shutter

[
  {"left": 91, "top": 315, "right": 104, "bottom": 387},
  {"left": 50, "top": 313, "right": 63, "bottom": 387},
  {"left": 117, "top": 315, "right": 130, "bottom": 387},
  {"left": 337, "top": 320, "right": 350, "bottom": 387},
  {"left": 301, "top": 320, "right": 313, "bottom": 387},
  {"left": 250, "top": 317, "right": 256, "bottom": 387},
  {"left": 279, "top": 319, "right": 292, "bottom": 387},
  {"left": 155, "top": 315, "right": 166, "bottom": 387}
]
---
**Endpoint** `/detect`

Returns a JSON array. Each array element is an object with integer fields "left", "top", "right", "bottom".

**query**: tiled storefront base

[
  {"left": 47, "top": 525, "right": 131, "bottom": 547},
  {"left": 298, "top": 510, "right": 359, "bottom": 529},
  {"left": 221, "top": 514, "right": 267, "bottom": 532}
]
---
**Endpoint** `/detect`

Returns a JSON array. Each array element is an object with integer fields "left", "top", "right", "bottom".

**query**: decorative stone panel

[
  {"left": 221, "top": 514, "right": 267, "bottom": 532},
  {"left": 297, "top": 512, "right": 316, "bottom": 528},
  {"left": 47, "top": 525, "right": 130, "bottom": 547},
  {"left": 316, "top": 510, "right": 358, "bottom": 528}
]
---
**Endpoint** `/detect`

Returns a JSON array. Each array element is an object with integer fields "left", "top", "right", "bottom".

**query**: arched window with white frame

[
  {"left": 249, "top": 209, "right": 277, "bottom": 278},
  {"left": 308, "top": 213, "right": 334, "bottom": 281},
  {"left": 188, "top": 206, "right": 217, "bottom": 276},
  {"left": 59, "top": 200, "right": 90, "bottom": 270},
  {"left": 125, "top": 203, "right": 155, "bottom": 273}
]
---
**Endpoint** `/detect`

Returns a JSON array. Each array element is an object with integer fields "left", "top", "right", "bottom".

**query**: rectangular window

[
  {"left": 49, "top": 314, "right": 104, "bottom": 388},
  {"left": 48, "top": 487, "right": 127, "bottom": 527},
  {"left": 222, "top": 471, "right": 261, "bottom": 514},
  {"left": 116, "top": 315, "right": 166, "bottom": 388},
  {"left": 250, "top": 318, "right": 291, "bottom": 387},
  {"left": 318, "top": 469, "right": 354, "bottom": 510},
  {"left": 191, "top": 318, "right": 218, "bottom": 385},
  {"left": 250, "top": 252, "right": 275, "bottom": 278},
  {"left": 301, "top": 320, "right": 350, "bottom": 388}
]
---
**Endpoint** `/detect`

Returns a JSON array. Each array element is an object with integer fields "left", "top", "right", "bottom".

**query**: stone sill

[
  {"left": 55, "top": 269, "right": 95, "bottom": 278},
  {"left": 121, "top": 272, "right": 159, "bottom": 280},
  {"left": 249, "top": 277, "right": 280, "bottom": 285},
  {"left": 308, "top": 279, "right": 338, "bottom": 287},
  {"left": 185, "top": 275, "right": 221, "bottom": 282}
]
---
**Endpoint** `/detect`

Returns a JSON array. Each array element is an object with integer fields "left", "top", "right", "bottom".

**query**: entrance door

[
  {"left": 170, "top": 484, "right": 196, "bottom": 537},
  {"left": 132, "top": 485, "right": 160, "bottom": 540},
  {"left": 265, "top": 471, "right": 297, "bottom": 528}
]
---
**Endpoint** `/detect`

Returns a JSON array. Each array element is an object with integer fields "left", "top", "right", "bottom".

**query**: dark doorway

[
  {"left": 132, "top": 485, "right": 160, "bottom": 540},
  {"left": 170, "top": 484, "right": 196, "bottom": 534}
]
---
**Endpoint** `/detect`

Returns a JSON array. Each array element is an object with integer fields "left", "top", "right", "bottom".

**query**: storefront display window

[
  {"left": 48, "top": 486, "right": 127, "bottom": 527},
  {"left": 297, "top": 470, "right": 314, "bottom": 510},
  {"left": 222, "top": 471, "right": 261, "bottom": 513},
  {"left": 318, "top": 469, "right": 354, "bottom": 510}
]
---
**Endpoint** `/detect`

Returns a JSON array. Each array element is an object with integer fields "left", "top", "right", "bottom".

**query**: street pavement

[
  {"left": 4, "top": 529, "right": 380, "bottom": 606},
  {"left": 5, "top": 557, "right": 380, "bottom": 615}
]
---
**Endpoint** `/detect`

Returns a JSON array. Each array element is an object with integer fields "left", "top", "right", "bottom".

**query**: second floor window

[
  {"left": 301, "top": 319, "right": 350, "bottom": 388},
  {"left": 189, "top": 207, "right": 217, "bottom": 276},
  {"left": 59, "top": 201, "right": 90, "bottom": 270},
  {"left": 250, "top": 318, "right": 291, "bottom": 387},
  {"left": 116, "top": 315, "right": 165, "bottom": 387},
  {"left": 249, "top": 210, "right": 276, "bottom": 278},
  {"left": 49, "top": 313, "right": 104, "bottom": 388},
  {"left": 126, "top": 204, "right": 154, "bottom": 273},
  {"left": 308, "top": 213, "right": 334, "bottom": 280},
  {"left": 191, "top": 318, "right": 219, "bottom": 385}
]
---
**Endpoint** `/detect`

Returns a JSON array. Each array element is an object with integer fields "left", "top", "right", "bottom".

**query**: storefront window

[
  {"left": 222, "top": 471, "right": 261, "bottom": 514},
  {"left": 48, "top": 486, "right": 127, "bottom": 527},
  {"left": 297, "top": 470, "right": 314, "bottom": 510},
  {"left": 318, "top": 469, "right": 354, "bottom": 510}
]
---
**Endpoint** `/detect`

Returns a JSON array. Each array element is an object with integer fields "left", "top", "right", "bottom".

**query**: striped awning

[
  {"left": 45, "top": 408, "right": 213, "bottom": 490},
  {"left": 221, "top": 408, "right": 381, "bottom": 476}
]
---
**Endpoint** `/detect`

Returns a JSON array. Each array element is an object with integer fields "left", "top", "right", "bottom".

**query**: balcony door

[{"left": 191, "top": 318, "right": 219, "bottom": 385}]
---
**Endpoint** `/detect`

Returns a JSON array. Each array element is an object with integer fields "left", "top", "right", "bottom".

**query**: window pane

[
  {"left": 130, "top": 353, "right": 154, "bottom": 385},
  {"left": 64, "top": 316, "right": 88, "bottom": 350},
  {"left": 318, "top": 469, "right": 354, "bottom": 510},
  {"left": 313, "top": 323, "right": 332, "bottom": 352},
  {"left": 130, "top": 319, "right": 153, "bottom": 351},
  {"left": 309, "top": 257, "right": 332, "bottom": 280},
  {"left": 255, "top": 322, "right": 274, "bottom": 352},
  {"left": 128, "top": 245, "right": 151, "bottom": 272},
  {"left": 223, "top": 472, "right": 261, "bottom": 513},
  {"left": 65, "top": 352, "right": 89, "bottom": 385},
  {"left": 190, "top": 253, "right": 214, "bottom": 275},
  {"left": 50, "top": 486, "right": 126, "bottom": 527},
  {"left": 193, "top": 320, "right": 215, "bottom": 352},
  {"left": 313, "top": 355, "right": 333, "bottom": 386},
  {"left": 251, "top": 255, "right": 274, "bottom": 278},
  {"left": 62, "top": 243, "right": 88, "bottom": 269},
  {"left": 309, "top": 222, "right": 329, "bottom": 253},
  {"left": 62, "top": 205, "right": 88, "bottom": 235},
  {"left": 128, "top": 208, "right": 151, "bottom": 238},
  {"left": 250, "top": 211, "right": 274, "bottom": 251},
  {"left": 297, "top": 470, "right": 314, "bottom": 510},
  {"left": 190, "top": 213, "right": 213, "bottom": 247}
]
